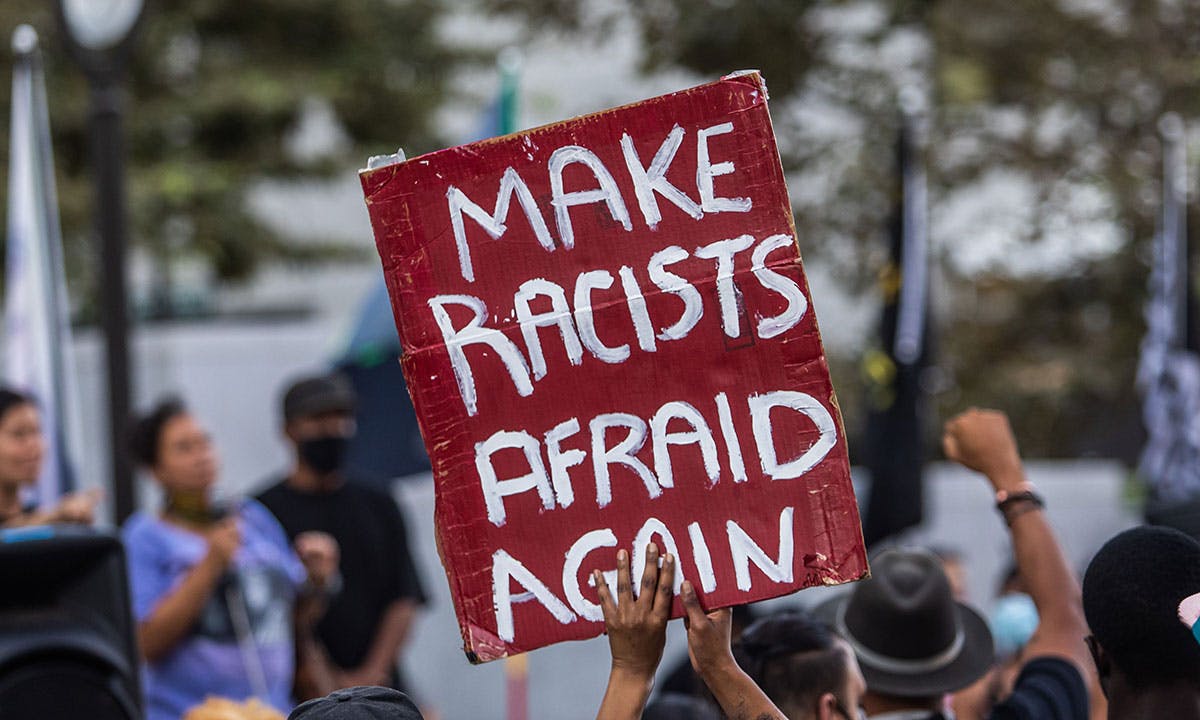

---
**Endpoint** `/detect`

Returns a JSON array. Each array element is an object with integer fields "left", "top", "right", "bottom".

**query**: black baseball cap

[
  {"left": 282, "top": 373, "right": 356, "bottom": 422},
  {"left": 288, "top": 686, "right": 423, "bottom": 720}
]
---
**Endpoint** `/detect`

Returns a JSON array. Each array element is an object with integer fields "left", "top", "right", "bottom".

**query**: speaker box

[{"left": 0, "top": 525, "right": 141, "bottom": 720}]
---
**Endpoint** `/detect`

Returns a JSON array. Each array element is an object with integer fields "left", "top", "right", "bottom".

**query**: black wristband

[{"left": 996, "top": 490, "right": 1044, "bottom": 512}]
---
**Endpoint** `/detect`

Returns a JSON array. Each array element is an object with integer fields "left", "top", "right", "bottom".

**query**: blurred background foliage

[
  {"left": 483, "top": 0, "right": 1200, "bottom": 460},
  {"left": 3, "top": 0, "right": 1199, "bottom": 459},
  {"left": 0, "top": 0, "right": 466, "bottom": 308}
]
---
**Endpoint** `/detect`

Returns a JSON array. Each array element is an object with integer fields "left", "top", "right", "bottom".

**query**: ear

[
  {"left": 1086, "top": 635, "right": 1112, "bottom": 697},
  {"left": 817, "top": 692, "right": 838, "bottom": 720}
]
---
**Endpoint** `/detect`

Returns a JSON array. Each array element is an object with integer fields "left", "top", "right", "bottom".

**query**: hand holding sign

[
  {"left": 360, "top": 71, "right": 867, "bottom": 661},
  {"left": 594, "top": 544, "right": 675, "bottom": 720}
]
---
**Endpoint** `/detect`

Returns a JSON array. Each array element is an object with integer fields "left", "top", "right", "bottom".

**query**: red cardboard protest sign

[{"left": 359, "top": 71, "right": 867, "bottom": 662}]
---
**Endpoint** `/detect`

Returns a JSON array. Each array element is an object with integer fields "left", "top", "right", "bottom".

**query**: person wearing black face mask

[{"left": 256, "top": 373, "right": 428, "bottom": 704}]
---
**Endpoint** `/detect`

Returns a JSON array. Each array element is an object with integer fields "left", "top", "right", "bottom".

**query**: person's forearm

[
  {"left": 361, "top": 600, "right": 416, "bottom": 677},
  {"left": 138, "top": 552, "right": 226, "bottom": 662},
  {"left": 699, "top": 659, "right": 787, "bottom": 720},
  {"left": 295, "top": 629, "right": 338, "bottom": 700},
  {"left": 990, "top": 466, "right": 1085, "bottom": 633},
  {"left": 596, "top": 667, "right": 654, "bottom": 720}
]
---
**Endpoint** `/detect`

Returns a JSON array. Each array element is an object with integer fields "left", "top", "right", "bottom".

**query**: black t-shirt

[
  {"left": 256, "top": 478, "right": 427, "bottom": 673},
  {"left": 989, "top": 657, "right": 1089, "bottom": 720}
]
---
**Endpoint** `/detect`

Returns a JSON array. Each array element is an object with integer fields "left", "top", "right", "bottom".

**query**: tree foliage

[
  {"left": 481, "top": 0, "right": 1200, "bottom": 459},
  {"left": 1, "top": 0, "right": 462, "bottom": 308}
]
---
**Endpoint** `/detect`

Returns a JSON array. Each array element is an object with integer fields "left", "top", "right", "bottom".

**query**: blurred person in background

[
  {"left": 124, "top": 397, "right": 340, "bottom": 720},
  {"left": 815, "top": 546, "right": 995, "bottom": 720},
  {"left": 941, "top": 409, "right": 1095, "bottom": 720},
  {"left": 185, "top": 697, "right": 287, "bottom": 720},
  {"left": 0, "top": 386, "right": 98, "bottom": 527},
  {"left": 257, "top": 373, "right": 427, "bottom": 699},
  {"left": 641, "top": 693, "right": 722, "bottom": 720},
  {"left": 735, "top": 610, "right": 868, "bottom": 719}
]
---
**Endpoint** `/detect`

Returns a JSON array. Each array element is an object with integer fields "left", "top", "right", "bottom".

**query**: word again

[
  {"left": 475, "top": 389, "right": 837, "bottom": 527},
  {"left": 447, "top": 122, "right": 752, "bottom": 282},
  {"left": 491, "top": 507, "right": 804, "bottom": 643},
  {"left": 430, "top": 233, "right": 808, "bottom": 417}
]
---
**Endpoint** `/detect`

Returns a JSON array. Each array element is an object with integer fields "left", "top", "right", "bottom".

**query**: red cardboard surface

[{"left": 360, "top": 72, "right": 867, "bottom": 662}]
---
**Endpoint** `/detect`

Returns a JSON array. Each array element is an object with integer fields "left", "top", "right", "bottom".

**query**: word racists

[{"left": 360, "top": 71, "right": 868, "bottom": 662}]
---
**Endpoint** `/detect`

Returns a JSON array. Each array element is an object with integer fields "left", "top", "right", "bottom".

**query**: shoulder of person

[
  {"left": 237, "top": 497, "right": 285, "bottom": 527},
  {"left": 252, "top": 477, "right": 290, "bottom": 503},
  {"left": 120, "top": 511, "right": 170, "bottom": 556}
]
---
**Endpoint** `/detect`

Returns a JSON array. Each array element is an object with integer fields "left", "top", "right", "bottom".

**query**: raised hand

[
  {"left": 943, "top": 408, "right": 1024, "bottom": 488},
  {"left": 51, "top": 487, "right": 101, "bottom": 525},
  {"left": 680, "top": 581, "right": 735, "bottom": 676},
  {"left": 594, "top": 543, "right": 676, "bottom": 720},
  {"left": 295, "top": 531, "right": 340, "bottom": 589},
  {"left": 680, "top": 581, "right": 786, "bottom": 720},
  {"left": 596, "top": 543, "right": 675, "bottom": 678},
  {"left": 205, "top": 517, "right": 242, "bottom": 568}
]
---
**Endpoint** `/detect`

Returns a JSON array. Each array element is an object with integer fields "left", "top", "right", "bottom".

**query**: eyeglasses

[{"left": 834, "top": 699, "right": 867, "bottom": 720}]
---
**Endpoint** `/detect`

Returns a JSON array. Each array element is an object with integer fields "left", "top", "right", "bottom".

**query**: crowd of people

[
  {"left": 0, "top": 373, "right": 426, "bottom": 720},
  {"left": 2, "top": 373, "right": 1199, "bottom": 720}
]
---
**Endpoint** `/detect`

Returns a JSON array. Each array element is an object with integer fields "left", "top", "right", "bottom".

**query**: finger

[
  {"left": 680, "top": 580, "right": 707, "bottom": 627},
  {"left": 942, "top": 434, "right": 958, "bottom": 459},
  {"left": 616, "top": 549, "right": 633, "bottom": 605},
  {"left": 594, "top": 569, "right": 616, "bottom": 617},
  {"left": 638, "top": 543, "right": 659, "bottom": 605},
  {"left": 653, "top": 554, "right": 676, "bottom": 620}
]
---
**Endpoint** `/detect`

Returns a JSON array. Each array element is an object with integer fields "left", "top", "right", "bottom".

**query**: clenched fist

[{"left": 295, "top": 531, "right": 340, "bottom": 589}]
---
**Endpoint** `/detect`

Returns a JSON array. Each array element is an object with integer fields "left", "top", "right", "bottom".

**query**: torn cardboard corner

[
  {"left": 359, "top": 72, "right": 868, "bottom": 663},
  {"left": 365, "top": 148, "right": 406, "bottom": 171}
]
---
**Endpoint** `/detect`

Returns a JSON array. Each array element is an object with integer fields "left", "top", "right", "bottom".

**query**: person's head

[
  {"left": 129, "top": 398, "right": 218, "bottom": 494},
  {"left": 0, "top": 387, "right": 43, "bottom": 488},
  {"left": 816, "top": 547, "right": 994, "bottom": 713},
  {"left": 1083, "top": 525, "right": 1200, "bottom": 697},
  {"left": 641, "top": 693, "right": 721, "bottom": 720},
  {"left": 735, "top": 611, "right": 866, "bottom": 720},
  {"left": 288, "top": 686, "right": 422, "bottom": 720},
  {"left": 281, "top": 373, "right": 356, "bottom": 478}
]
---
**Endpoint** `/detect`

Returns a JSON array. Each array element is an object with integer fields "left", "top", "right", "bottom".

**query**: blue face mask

[{"left": 991, "top": 592, "right": 1039, "bottom": 657}]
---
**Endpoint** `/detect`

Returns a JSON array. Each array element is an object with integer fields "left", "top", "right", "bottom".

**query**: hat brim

[{"left": 814, "top": 593, "right": 994, "bottom": 697}]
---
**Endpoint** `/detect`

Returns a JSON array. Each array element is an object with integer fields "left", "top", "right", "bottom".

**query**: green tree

[
  {"left": 1, "top": 0, "right": 463, "bottom": 315},
  {"left": 481, "top": 0, "right": 1200, "bottom": 459}
]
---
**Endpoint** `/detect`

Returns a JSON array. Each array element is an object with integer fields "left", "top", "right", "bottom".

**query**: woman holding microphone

[{"left": 123, "top": 398, "right": 339, "bottom": 720}]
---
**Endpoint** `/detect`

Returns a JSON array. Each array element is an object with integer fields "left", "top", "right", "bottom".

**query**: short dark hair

[
  {"left": 129, "top": 397, "right": 188, "bottom": 468},
  {"left": 0, "top": 386, "right": 35, "bottom": 424},
  {"left": 641, "top": 693, "right": 720, "bottom": 720},
  {"left": 1083, "top": 525, "right": 1200, "bottom": 690},
  {"left": 735, "top": 610, "right": 848, "bottom": 715}
]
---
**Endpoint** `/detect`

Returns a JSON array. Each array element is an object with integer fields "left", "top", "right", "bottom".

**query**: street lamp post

[{"left": 55, "top": 0, "right": 144, "bottom": 524}]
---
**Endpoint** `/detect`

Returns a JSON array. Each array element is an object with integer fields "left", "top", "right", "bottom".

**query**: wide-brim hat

[{"left": 815, "top": 547, "right": 994, "bottom": 697}]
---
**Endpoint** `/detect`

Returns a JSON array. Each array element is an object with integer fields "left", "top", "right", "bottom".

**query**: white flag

[{"left": 4, "top": 26, "right": 80, "bottom": 507}]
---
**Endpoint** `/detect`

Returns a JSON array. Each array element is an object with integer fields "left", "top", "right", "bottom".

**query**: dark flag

[
  {"left": 861, "top": 98, "right": 932, "bottom": 548},
  {"left": 1138, "top": 114, "right": 1200, "bottom": 517}
]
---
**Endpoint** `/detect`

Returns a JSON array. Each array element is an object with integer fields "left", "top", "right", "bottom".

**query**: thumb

[
  {"left": 942, "top": 433, "right": 958, "bottom": 460},
  {"left": 680, "top": 581, "right": 707, "bottom": 627}
]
